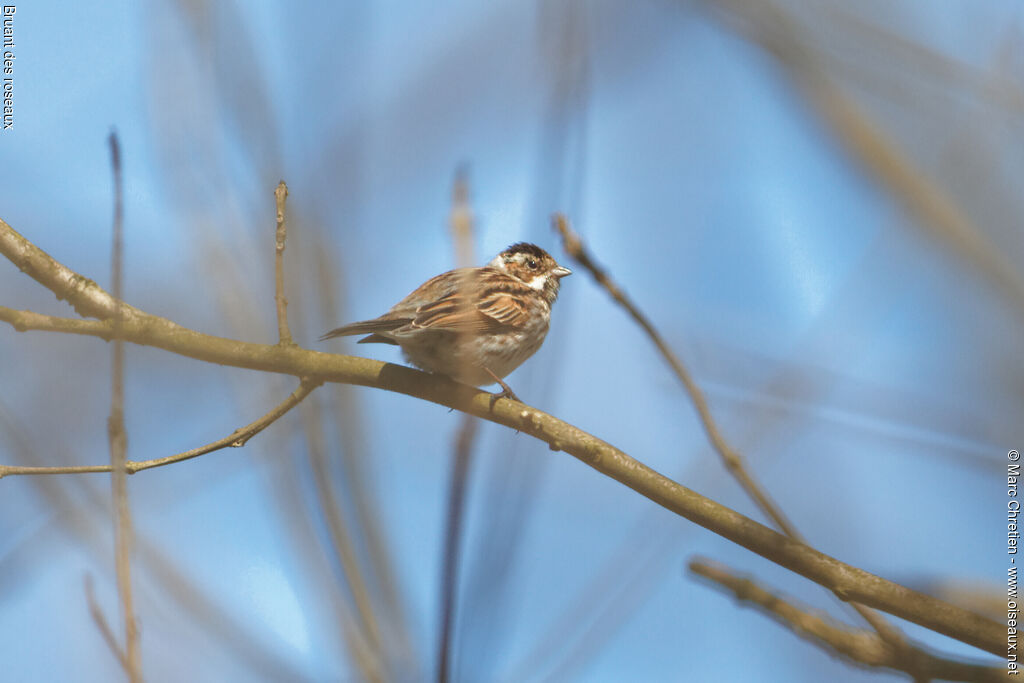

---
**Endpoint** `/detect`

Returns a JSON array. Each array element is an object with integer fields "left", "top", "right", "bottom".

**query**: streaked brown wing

[
  {"left": 409, "top": 280, "right": 531, "bottom": 333},
  {"left": 387, "top": 268, "right": 475, "bottom": 314},
  {"left": 476, "top": 289, "right": 532, "bottom": 327}
]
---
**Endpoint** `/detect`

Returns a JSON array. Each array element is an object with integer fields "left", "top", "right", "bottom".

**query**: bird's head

[{"left": 489, "top": 242, "right": 572, "bottom": 303}]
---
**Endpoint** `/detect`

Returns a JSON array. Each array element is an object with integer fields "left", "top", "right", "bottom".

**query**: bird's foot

[{"left": 484, "top": 368, "right": 522, "bottom": 409}]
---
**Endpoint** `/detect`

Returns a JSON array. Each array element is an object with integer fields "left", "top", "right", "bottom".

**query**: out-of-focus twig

[
  {"left": 450, "top": 166, "right": 474, "bottom": 270},
  {"left": 301, "top": 395, "right": 386, "bottom": 683},
  {"left": 438, "top": 170, "right": 479, "bottom": 683},
  {"left": 258, "top": 416, "right": 383, "bottom": 681},
  {"left": 438, "top": 413, "right": 479, "bottom": 683},
  {"left": 315, "top": 248, "right": 418, "bottom": 676},
  {"left": 707, "top": 0, "right": 1024, "bottom": 316},
  {"left": 0, "top": 378, "right": 322, "bottom": 478},
  {"left": 690, "top": 558, "right": 1002, "bottom": 683},
  {"left": 85, "top": 575, "right": 129, "bottom": 673},
  {"left": 507, "top": 520, "right": 675, "bottom": 682},
  {"left": 274, "top": 180, "right": 293, "bottom": 345},
  {"left": 821, "top": 3, "right": 1024, "bottom": 116},
  {"left": 106, "top": 132, "right": 142, "bottom": 683},
  {"left": 0, "top": 399, "right": 311, "bottom": 682}
]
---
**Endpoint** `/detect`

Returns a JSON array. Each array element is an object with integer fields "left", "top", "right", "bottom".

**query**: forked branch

[{"left": 0, "top": 215, "right": 1004, "bottom": 658}]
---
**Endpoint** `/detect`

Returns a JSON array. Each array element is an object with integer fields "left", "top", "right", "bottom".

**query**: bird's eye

[{"left": 527, "top": 259, "right": 538, "bottom": 269}]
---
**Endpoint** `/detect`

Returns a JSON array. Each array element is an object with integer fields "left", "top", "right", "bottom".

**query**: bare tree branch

[
  {"left": 0, "top": 215, "right": 1004, "bottom": 657},
  {"left": 690, "top": 558, "right": 1002, "bottom": 682},
  {"left": 273, "top": 180, "right": 293, "bottom": 345},
  {"left": 106, "top": 132, "right": 142, "bottom": 683},
  {"left": 554, "top": 213, "right": 913, "bottom": 655}
]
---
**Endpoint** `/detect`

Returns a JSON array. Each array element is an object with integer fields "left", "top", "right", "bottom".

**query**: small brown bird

[{"left": 321, "top": 243, "right": 571, "bottom": 401}]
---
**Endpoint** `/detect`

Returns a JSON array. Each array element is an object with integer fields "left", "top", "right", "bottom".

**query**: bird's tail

[{"left": 319, "top": 318, "right": 406, "bottom": 342}]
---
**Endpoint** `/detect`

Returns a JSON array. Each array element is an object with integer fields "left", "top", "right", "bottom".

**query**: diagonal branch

[
  {"left": 554, "top": 214, "right": 797, "bottom": 537},
  {"left": 85, "top": 575, "right": 129, "bottom": 673},
  {"left": 705, "top": 0, "right": 1024, "bottom": 317},
  {"left": 0, "top": 215, "right": 1004, "bottom": 657},
  {"left": 554, "top": 214, "right": 912, "bottom": 659}
]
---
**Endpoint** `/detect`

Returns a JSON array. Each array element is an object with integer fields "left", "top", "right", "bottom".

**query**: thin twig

[
  {"left": 507, "top": 521, "right": 675, "bottom": 682},
  {"left": 257, "top": 411, "right": 382, "bottom": 680},
  {"left": 690, "top": 558, "right": 1002, "bottom": 683},
  {"left": 0, "top": 378, "right": 322, "bottom": 478},
  {"left": 300, "top": 396, "right": 386, "bottom": 683},
  {"left": 438, "top": 413, "right": 478, "bottom": 683},
  {"left": 0, "top": 215, "right": 1004, "bottom": 656},
  {"left": 315, "top": 250, "right": 418, "bottom": 675},
  {"left": 274, "top": 180, "right": 293, "bottom": 345},
  {"left": 553, "top": 214, "right": 914, "bottom": 658},
  {"left": 449, "top": 166, "right": 477, "bottom": 381},
  {"left": 85, "top": 575, "right": 129, "bottom": 672},
  {"left": 0, "top": 401, "right": 310, "bottom": 682},
  {"left": 706, "top": 0, "right": 1024, "bottom": 317},
  {"left": 107, "top": 132, "right": 142, "bottom": 683},
  {"left": 450, "top": 166, "right": 474, "bottom": 269},
  {"left": 437, "top": 168, "right": 478, "bottom": 683}
]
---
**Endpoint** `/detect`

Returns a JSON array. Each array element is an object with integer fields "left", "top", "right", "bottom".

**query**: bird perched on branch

[{"left": 321, "top": 243, "right": 571, "bottom": 402}]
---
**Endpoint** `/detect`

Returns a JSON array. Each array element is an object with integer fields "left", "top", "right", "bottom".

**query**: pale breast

[{"left": 399, "top": 312, "right": 550, "bottom": 385}]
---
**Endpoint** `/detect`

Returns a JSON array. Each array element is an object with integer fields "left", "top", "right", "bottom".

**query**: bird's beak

[{"left": 553, "top": 265, "right": 572, "bottom": 278}]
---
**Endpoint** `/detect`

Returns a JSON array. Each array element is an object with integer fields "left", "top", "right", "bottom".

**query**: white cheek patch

[{"left": 527, "top": 273, "right": 547, "bottom": 290}]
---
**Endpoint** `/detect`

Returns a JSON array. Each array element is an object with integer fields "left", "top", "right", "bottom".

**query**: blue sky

[{"left": 0, "top": 1, "right": 1020, "bottom": 681}]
